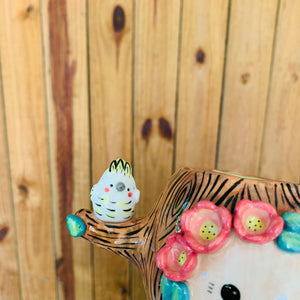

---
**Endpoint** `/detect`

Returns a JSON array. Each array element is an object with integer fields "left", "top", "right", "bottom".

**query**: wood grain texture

[
  {"left": 2, "top": 1, "right": 300, "bottom": 299},
  {"left": 133, "top": 0, "right": 180, "bottom": 225},
  {"left": 175, "top": 0, "right": 229, "bottom": 169},
  {"left": 0, "top": 68, "right": 21, "bottom": 300},
  {"left": 217, "top": 0, "right": 278, "bottom": 174},
  {"left": 133, "top": 1, "right": 181, "bottom": 298},
  {"left": 260, "top": 0, "right": 300, "bottom": 183},
  {"left": 41, "top": 0, "right": 93, "bottom": 299},
  {"left": 66, "top": 2, "right": 93, "bottom": 299},
  {"left": 0, "top": 0, "right": 57, "bottom": 299},
  {"left": 89, "top": 0, "right": 133, "bottom": 299}
]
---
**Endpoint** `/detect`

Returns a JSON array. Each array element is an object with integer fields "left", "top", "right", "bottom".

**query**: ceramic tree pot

[{"left": 67, "top": 165, "right": 300, "bottom": 300}]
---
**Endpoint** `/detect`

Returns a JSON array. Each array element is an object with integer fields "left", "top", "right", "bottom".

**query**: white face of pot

[
  {"left": 90, "top": 168, "right": 140, "bottom": 222},
  {"left": 187, "top": 233, "right": 299, "bottom": 300}
]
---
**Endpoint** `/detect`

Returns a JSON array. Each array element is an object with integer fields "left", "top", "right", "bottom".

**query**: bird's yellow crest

[{"left": 108, "top": 158, "right": 132, "bottom": 178}]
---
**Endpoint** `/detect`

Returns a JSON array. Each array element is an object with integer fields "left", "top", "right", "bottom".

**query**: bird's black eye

[
  {"left": 221, "top": 284, "right": 240, "bottom": 300},
  {"left": 127, "top": 188, "right": 130, "bottom": 191},
  {"left": 110, "top": 184, "right": 113, "bottom": 187}
]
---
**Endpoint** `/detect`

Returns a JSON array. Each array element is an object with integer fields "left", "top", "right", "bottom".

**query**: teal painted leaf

[
  {"left": 277, "top": 230, "right": 300, "bottom": 253},
  {"left": 160, "top": 275, "right": 173, "bottom": 300},
  {"left": 282, "top": 212, "right": 300, "bottom": 234},
  {"left": 66, "top": 215, "right": 86, "bottom": 238},
  {"left": 171, "top": 281, "right": 190, "bottom": 300},
  {"left": 160, "top": 275, "right": 190, "bottom": 300}
]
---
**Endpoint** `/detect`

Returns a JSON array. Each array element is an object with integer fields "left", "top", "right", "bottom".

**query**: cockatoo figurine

[{"left": 90, "top": 159, "right": 140, "bottom": 222}]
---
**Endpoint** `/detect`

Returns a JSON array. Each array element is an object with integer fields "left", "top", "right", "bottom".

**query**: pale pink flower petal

[{"left": 233, "top": 199, "right": 284, "bottom": 244}]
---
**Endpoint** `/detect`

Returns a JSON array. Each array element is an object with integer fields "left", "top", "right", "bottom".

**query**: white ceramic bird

[{"left": 90, "top": 159, "right": 140, "bottom": 222}]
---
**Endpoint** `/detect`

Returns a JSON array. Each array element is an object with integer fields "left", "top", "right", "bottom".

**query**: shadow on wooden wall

[{"left": 0, "top": 0, "right": 299, "bottom": 299}]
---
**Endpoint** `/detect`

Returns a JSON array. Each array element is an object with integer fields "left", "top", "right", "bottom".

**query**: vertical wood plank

[
  {"left": 260, "top": 0, "right": 300, "bottom": 182},
  {"left": 0, "top": 1, "right": 57, "bottom": 299},
  {"left": 67, "top": 2, "right": 93, "bottom": 299},
  {"left": 217, "top": 0, "right": 278, "bottom": 174},
  {"left": 41, "top": 0, "right": 93, "bottom": 299},
  {"left": 0, "top": 71, "right": 21, "bottom": 299},
  {"left": 134, "top": 0, "right": 181, "bottom": 216},
  {"left": 175, "top": 0, "right": 229, "bottom": 169},
  {"left": 89, "top": 0, "right": 133, "bottom": 299},
  {"left": 133, "top": 0, "right": 181, "bottom": 298}
]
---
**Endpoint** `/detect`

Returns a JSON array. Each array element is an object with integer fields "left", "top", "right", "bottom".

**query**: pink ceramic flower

[
  {"left": 233, "top": 199, "right": 284, "bottom": 244},
  {"left": 181, "top": 201, "right": 232, "bottom": 253},
  {"left": 156, "top": 233, "right": 197, "bottom": 281}
]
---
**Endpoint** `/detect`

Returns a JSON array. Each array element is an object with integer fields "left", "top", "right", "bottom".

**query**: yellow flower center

[
  {"left": 246, "top": 216, "right": 264, "bottom": 232},
  {"left": 178, "top": 251, "right": 187, "bottom": 266},
  {"left": 199, "top": 220, "right": 219, "bottom": 241}
]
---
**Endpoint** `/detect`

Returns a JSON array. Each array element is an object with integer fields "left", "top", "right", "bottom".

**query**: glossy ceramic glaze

[
  {"left": 187, "top": 232, "right": 300, "bottom": 300},
  {"left": 90, "top": 159, "right": 140, "bottom": 222},
  {"left": 68, "top": 167, "right": 300, "bottom": 299}
]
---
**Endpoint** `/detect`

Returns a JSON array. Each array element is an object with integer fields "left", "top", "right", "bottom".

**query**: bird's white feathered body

[{"left": 90, "top": 159, "right": 140, "bottom": 222}]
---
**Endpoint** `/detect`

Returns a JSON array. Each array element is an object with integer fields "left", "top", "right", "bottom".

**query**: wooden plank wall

[
  {"left": 0, "top": 0, "right": 299, "bottom": 299},
  {"left": 89, "top": 1, "right": 133, "bottom": 299}
]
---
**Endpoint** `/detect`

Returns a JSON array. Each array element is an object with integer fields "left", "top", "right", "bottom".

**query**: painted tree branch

[
  {"left": 75, "top": 209, "right": 148, "bottom": 265},
  {"left": 71, "top": 167, "right": 300, "bottom": 300}
]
